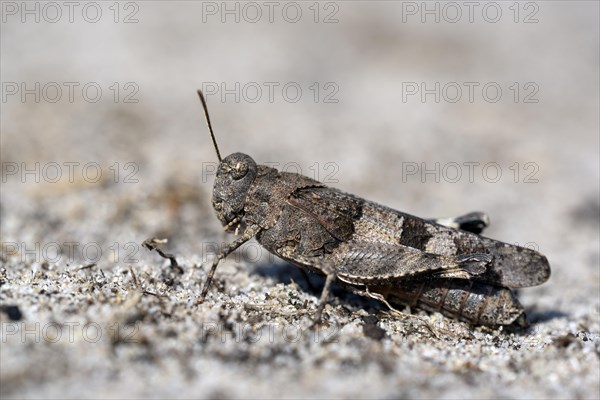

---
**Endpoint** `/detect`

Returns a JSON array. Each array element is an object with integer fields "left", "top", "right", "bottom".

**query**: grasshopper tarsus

[{"left": 431, "top": 212, "right": 490, "bottom": 234}]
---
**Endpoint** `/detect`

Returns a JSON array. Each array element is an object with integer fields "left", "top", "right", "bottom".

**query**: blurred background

[{"left": 1, "top": 1, "right": 598, "bottom": 398}]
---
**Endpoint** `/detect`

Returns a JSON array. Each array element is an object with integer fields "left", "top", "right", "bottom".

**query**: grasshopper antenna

[{"left": 197, "top": 90, "right": 222, "bottom": 162}]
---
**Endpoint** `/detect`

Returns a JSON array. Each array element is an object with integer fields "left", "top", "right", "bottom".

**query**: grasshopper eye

[{"left": 231, "top": 161, "right": 249, "bottom": 180}]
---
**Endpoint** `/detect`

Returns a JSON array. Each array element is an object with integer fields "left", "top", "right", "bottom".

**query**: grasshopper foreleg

[{"left": 198, "top": 226, "right": 260, "bottom": 303}]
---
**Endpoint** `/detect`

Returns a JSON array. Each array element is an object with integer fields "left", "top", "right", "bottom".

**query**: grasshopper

[{"left": 195, "top": 90, "right": 550, "bottom": 327}]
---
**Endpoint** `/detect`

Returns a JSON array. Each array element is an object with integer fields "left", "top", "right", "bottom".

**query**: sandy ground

[{"left": 1, "top": 1, "right": 599, "bottom": 399}]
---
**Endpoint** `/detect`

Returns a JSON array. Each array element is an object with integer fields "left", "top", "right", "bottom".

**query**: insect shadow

[
  {"left": 525, "top": 309, "right": 568, "bottom": 324},
  {"left": 252, "top": 260, "right": 383, "bottom": 311}
]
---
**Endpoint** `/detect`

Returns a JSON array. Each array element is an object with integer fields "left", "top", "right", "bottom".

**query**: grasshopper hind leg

[{"left": 431, "top": 211, "right": 490, "bottom": 234}]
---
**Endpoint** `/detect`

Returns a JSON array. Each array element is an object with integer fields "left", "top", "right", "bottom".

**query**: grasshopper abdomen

[{"left": 370, "top": 279, "right": 527, "bottom": 326}]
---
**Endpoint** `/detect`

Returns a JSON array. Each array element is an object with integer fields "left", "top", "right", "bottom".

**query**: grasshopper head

[
  {"left": 212, "top": 152, "right": 257, "bottom": 232},
  {"left": 196, "top": 90, "right": 257, "bottom": 232}
]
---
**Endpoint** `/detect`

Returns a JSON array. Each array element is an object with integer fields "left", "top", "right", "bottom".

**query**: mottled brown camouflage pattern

[{"left": 207, "top": 152, "right": 550, "bottom": 326}]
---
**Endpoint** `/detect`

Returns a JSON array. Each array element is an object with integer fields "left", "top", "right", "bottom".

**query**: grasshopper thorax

[{"left": 212, "top": 152, "right": 258, "bottom": 232}]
